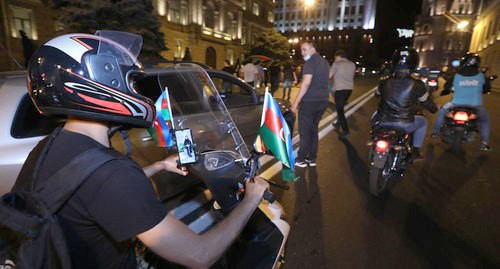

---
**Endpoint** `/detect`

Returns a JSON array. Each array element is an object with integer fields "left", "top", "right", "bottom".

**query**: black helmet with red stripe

[{"left": 27, "top": 31, "right": 155, "bottom": 128}]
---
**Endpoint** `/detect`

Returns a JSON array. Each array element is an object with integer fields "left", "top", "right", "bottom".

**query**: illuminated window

[
  {"left": 252, "top": 3, "right": 260, "bottom": 16},
  {"left": 9, "top": 5, "right": 37, "bottom": 40},
  {"left": 268, "top": 11, "right": 274, "bottom": 22},
  {"left": 174, "top": 39, "right": 183, "bottom": 58},
  {"left": 169, "top": 0, "right": 181, "bottom": 23}
]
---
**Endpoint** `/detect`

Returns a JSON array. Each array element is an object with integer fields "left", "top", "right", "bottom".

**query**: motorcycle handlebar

[{"left": 245, "top": 153, "right": 277, "bottom": 203}]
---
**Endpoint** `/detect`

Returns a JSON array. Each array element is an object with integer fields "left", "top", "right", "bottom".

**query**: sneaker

[
  {"left": 411, "top": 148, "right": 423, "bottom": 162},
  {"left": 295, "top": 160, "right": 308, "bottom": 168},
  {"left": 431, "top": 133, "right": 438, "bottom": 139},
  {"left": 339, "top": 130, "right": 350, "bottom": 139},
  {"left": 332, "top": 122, "right": 340, "bottom": 131},
  {"left": 305, "top": 159, "right": 316, "bottom": 167},
  {"left": 480, "top": 142, "right": 492, "bottom": 151}
]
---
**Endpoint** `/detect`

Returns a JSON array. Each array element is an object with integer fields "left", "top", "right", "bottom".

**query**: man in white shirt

[{"left": 239, "top": 60, "right": 259, "bottom": 87}]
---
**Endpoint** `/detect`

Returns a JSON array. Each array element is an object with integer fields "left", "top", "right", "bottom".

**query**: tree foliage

[
  {"left": 248, "top": 29, "right": 289, "bottom": 62},
  {"left": 51, "top": 0, "right": 167, "bottom": 63}
]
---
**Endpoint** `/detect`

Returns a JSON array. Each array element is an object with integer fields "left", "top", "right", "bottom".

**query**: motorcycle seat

[{"left": 371, "top": 126, "right": 408, "bottom": 138}]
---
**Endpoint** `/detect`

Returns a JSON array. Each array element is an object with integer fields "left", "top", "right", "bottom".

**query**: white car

[{"left": 0, "top": 72, "right": 62, "bottom": 194}]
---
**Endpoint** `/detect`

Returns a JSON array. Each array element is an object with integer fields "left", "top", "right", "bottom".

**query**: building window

[
  {"left": 204, "top": 4, "right": 215, "bottom": 28},
  {"left": 169, "top": 0, "right": 181, "bottom": 23},
  {"left": 252, "top": 2, "right": 260, "bottom": 16},
  {"left": 10, "top": 6, "right": 37, "bottom": 40},
  {"left": 174, "top": 39, "right": 183, "bottom": 59},
  {"left": 268, "top": 11, "right": 274, "bottom": 22},
  {"left": 227, "top": 49, "right": 234, "bottom": 64}
]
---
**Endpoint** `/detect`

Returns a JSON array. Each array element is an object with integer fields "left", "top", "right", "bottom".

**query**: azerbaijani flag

[
  {"left": 148, "top": 90, "right": 175, "bottom": 147},
  {"left": 255, "top": 90, "right": 296, "bottom": 181}
]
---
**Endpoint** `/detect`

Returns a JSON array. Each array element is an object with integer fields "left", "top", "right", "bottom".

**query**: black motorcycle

[
  {"left": 367, "top": 126, "right": 413, "bottom": 196},
  {"left": 439, "top": 106, "right": 479, "bottom": 153},
  {"left": 438, "top": 72, "right": 497, "bottom": 153}
]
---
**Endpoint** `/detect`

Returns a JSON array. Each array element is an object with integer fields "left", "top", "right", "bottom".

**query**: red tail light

[
  {"left": 453, "top": 111, "right": 469, "bottom": 122},
  {"left": 376, "top": 140, "right": 389, "bottom": 153}
]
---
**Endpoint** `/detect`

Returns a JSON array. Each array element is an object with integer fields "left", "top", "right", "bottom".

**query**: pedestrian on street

[
  {"left": 282, "top": 63, "right": 298, "bottom": 101},
  {"left": 255, "top": 60, "right": 265, "bottom": 88},
  {"left": 239, "top": 59, "right": 259, "bottom": 87},
  {"left": 222, "top": 60, "right": 236, "bottom": 94},
  {"left": 329, "top": 50, "right": 356, "bottom": 138},
  {"left": 291, "top": 41, "right": 330, "bottom": 168},
  {"left": 269, "top": 61, "right": 281, "bottom": 96}
]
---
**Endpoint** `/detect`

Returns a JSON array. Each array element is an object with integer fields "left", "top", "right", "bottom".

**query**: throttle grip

[{"left": 263, "top": 190, "right": 276, "bottom": 203}]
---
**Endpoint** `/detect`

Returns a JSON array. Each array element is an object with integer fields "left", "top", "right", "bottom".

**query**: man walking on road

[
  {"left": 282, "top": 63, "right": 298, "bottom": 100},
  {"left": 291, "top": 41, "right": 330, "bottom": 168},
  {"left": 329, "top": 50, "right": 356, "bottom": 138}
]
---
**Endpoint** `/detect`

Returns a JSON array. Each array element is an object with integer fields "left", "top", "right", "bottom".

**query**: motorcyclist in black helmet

[
  {"left": 373, "top": 46, "right": 437, "bottom": 160},
  {"left": 16, "top": 31, "right": 269, "bottom": 268},
  {"left": 431, "top": 52, "right": 492, "bottom": 151}
]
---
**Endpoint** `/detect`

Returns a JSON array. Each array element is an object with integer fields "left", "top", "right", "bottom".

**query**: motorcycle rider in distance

[
  {"left": 22, "top": 31, "right": 269, "bottom": 268},
  {"left": 431, "top": 52, "right": 492, "bottom": 151},
  {"left": 373, "top": 47, "right": 437, "bottom": 160}
]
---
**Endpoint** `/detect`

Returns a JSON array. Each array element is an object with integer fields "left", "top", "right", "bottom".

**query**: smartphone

[{"left": 174, "top": 129, "right": 196, "bottom": 165}]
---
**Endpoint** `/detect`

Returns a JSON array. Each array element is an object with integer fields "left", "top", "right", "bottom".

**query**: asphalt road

[{"left": 264, "top": 76, "right": 500, "bottom": 269}]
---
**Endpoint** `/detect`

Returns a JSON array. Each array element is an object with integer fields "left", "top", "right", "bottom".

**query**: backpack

[{"left": 0, "top": 127, "right": 124, "bottom": 269}]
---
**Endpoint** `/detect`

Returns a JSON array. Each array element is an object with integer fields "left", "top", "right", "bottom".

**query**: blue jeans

[
  {"left": 432, "top": 103, "right": 490, "bottom": 143},
  {"left": 379, "top": 116, "right": 428, "bottom": 148},
  {"left": 282, "top": 80, "right": 293, "bottom": 100}
]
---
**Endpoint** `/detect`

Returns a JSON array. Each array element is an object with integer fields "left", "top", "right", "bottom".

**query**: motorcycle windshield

[{"left": 145, "top": 63, "right": 251, "bottom": 161}]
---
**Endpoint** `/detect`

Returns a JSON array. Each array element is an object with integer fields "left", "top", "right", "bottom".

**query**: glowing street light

[
  {"left": 457, "top": 20, "right": 469, "bottom": 29},
  {"left": 305, "top": 0, "right": 315, "bottom": 8}
]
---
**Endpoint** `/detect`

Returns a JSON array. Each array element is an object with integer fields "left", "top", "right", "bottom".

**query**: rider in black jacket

[{"left": 374, "top": 47, "right": 437, "bottom": 159}]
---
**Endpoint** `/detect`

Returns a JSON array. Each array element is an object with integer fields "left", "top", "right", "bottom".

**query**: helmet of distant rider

[
  {"left": 27, "top": 31, "right": 155, "bottom": 128},
  {"left": 390, "top": 46, "right": 419, "bottom": 75},
  {"left": 459, "top": 52, "right": 480, "bottom": 69}
]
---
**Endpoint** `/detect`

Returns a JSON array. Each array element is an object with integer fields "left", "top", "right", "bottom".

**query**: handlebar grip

[{"left": 263, "top": 190, "right": 276, "bottom": 203}]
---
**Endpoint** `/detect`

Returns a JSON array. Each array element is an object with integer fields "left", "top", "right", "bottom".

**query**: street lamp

[
  {"left": 303, "top": 0, "right": 315, "bottom": 32},
  {"left": 288, "top": 38, "right": 299, "bottom": 57}
]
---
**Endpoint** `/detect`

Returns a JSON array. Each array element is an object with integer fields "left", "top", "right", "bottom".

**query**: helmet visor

[{"left": 95, "top": 30, "right": 143, "bottom": 67}]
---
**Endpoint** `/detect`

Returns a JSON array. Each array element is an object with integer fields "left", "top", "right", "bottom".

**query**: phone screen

[{"left": 174, "top": 129, "right": 196, "bottom": 165}]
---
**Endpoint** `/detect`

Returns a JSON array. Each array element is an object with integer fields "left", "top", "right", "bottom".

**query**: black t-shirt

[
  {"left": 35, "top": 130, "right": 167, "bottom": 269},
  {"left": 283, "top": 66, "right": 295, "bottom": 81},
  {"left": 301, "top": 53, "right": 330, "bottom": 102},
  {"left": 222, "top": 66, "right": 235, "bottom": 75}
]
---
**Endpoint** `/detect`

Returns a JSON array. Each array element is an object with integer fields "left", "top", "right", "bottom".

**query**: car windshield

[{"left": 142, "top": 63, "right": 251, "bottom": 161}]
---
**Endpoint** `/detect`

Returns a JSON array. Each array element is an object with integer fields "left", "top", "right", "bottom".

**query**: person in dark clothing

[
  {"left": 269, "top": 61, "right": 281, "bottom": 96},
  {"left": 374, "top": 47, "right": 437, "bottom": 160},
  {"left": 431, "top": 52, "right": 492, "bottom": 151},
  {"left": 291, "top": 41, "right": 330, "bottom": 167},
  {"left": 282, "top": 63, "right": 298, "bottom": 100},
  {"left": 19, "top": 30, "right": 34, "bottom": 68},
  {"left": 18, "top": 31, "right": 269, "bottom": 269},
  {"left": 222, "top": 60, "right": 236, "bottom": 94}
]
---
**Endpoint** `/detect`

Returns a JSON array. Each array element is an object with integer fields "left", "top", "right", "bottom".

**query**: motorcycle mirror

[
  {"left": 480, "top": 66, "right": 489, "bottom": 73},
  {"left": 489, "top": 75, "right": 498, "bottom": 81}
]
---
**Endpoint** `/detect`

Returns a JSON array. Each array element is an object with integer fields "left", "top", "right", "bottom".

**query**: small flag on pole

[
  {"left": 255, "top": 90, "right": 297, "bottom": 181},
  {"left": 148, "top": 89, "right": 175, "bottom": 147}
]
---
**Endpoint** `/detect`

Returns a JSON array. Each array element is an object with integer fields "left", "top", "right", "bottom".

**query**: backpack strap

[{"left": 34, "top": 147, "right": 125, "bottom": 214}]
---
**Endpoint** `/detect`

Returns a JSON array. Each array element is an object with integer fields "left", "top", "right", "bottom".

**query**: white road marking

[{"left": 260, "top": 87, "right": 377, "bottom": 179}]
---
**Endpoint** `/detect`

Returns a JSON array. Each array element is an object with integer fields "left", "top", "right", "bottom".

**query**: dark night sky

[{"left": 374, "top": 0, "right": 423, "bottom": 61}]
